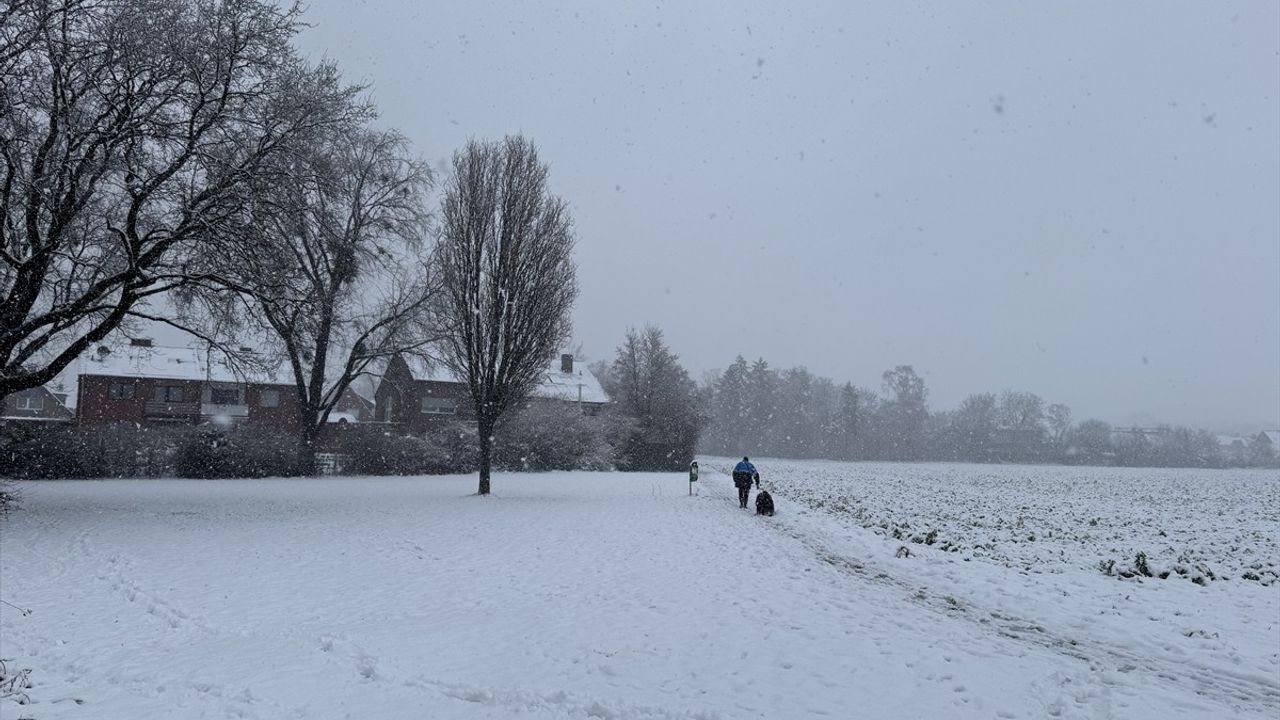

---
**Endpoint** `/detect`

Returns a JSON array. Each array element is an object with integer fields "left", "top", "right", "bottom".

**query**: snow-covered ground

[{"left": 1, "top": 463, "right": 1277, "bottom": 719}]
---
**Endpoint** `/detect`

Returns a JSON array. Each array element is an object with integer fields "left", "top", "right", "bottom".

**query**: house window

[
  {"left": 421, "top": 397, "right": 457, "bottom": 415},
  {"left": 259, "top": 389, "right": 280, "bottom": 408},
  {"left": 209, "top": 387, "right": 240, "bottom": 405},
  {"left": 153, "top": 385, "right": 185, "bottom": 403},
  {"left": 15, "top": 394, "right": 43, "bottom": 411},
  {"left": 109, "top": 382, "right": 135, "bottom": 400}
]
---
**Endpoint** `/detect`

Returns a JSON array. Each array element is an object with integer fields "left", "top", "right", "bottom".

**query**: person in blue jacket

[{"left": 731, "top": 456, "right": 759, "bottom": 509}]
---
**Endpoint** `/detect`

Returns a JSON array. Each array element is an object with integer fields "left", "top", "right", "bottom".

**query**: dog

[{"left": 755, "top": 489, "right": 775, "bottom": 517}]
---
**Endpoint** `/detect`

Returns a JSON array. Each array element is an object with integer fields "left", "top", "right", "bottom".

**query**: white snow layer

[{"left": 1, "top": 462, "right": 1277, "bottom": 719}]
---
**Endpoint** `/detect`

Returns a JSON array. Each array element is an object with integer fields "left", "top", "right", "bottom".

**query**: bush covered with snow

[
  {"left": 0, "top": 424, "right": 95, "bottom": 479},
  {"left": 338, "top": 422, "right": 479, "bottom": 476},
  {"left": 172, "top": 427, "right": 300, "bottom": 478},
  {"left": 3, "top": 423, "right": 259, "bottom": 479},
  {"left": 495, "top": 402, "right": 614, "bottom": 471}
]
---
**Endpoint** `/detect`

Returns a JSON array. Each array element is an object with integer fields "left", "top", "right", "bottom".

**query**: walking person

[{"left": 732, "top": 456, "right": 758, "bottom": 509}]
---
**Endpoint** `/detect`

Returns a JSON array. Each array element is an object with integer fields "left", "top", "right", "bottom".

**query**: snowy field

[{"left": 1, "top": 464, "right": 1278, "bottom": 719}]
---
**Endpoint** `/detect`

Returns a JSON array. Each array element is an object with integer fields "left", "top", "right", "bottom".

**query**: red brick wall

[
  {"left": 403, "top": 380, "right": 473, "bottom": 433},
  {"left": 79, "top": 375, "right": 301, "bottom": 432},
  {"left": 373, "top": 356, "right": 474, "bottom": 434},
  {"left": 244, "top": 384, "right": 302, "bottom": 432},
  {"left": 78, "top": 375, "right": 202, "bottom": 425}
]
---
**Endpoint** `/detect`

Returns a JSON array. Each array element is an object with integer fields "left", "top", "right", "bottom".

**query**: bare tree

[
  {"left": 186, "top": 121, "right": 439, "bottom": 472},
  {"left": 435, "top": 136, "right": 578, "bottom": 494},
  {"left": 0, "top": 0, "right": 352, "bottom": 402},
  {"left": 879, "top": 365, "right": 928, "bottom": 460},
  {"left": 1046, "top": 402, "right": 1073, "bottom": 446}
]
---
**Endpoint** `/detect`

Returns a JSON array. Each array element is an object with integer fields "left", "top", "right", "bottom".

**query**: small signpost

[{"left": 689, "top": 460, "right": 699, "bottom": 496}]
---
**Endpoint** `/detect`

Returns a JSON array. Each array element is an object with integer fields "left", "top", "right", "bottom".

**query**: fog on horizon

[{"left": 289, "top": 0, "right": 1279, "bottom": 432}]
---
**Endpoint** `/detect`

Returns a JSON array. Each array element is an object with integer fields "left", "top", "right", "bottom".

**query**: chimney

[
  {"left": 130, "top": 337, "right": 152, "bottom": 347},
  {"left": 561, "top": 353, "right": 573, "bottom": 374}
]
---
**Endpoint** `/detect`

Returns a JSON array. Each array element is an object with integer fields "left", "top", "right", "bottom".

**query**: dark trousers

[{"left": 732, "top": 471, "right": 752, "bottom": 507}]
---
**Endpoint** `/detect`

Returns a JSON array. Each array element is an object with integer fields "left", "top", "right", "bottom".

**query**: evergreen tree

[
  {"left": 746, "top": 358, "right": 778, "bottom": 455},
  {"left": 606, "top": 326, "right": 703, "bottom": 470}
]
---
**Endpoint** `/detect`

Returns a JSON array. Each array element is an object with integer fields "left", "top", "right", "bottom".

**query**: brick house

[
  {"left": 77, "top": 340, "right": 302, "bottom": 431},
  {"left": 1, "top": 385, "right": 74, "bottom": 425},
  {"left": 328, "top": 383, "right": 377, "bottom": 424},
  {"left": 374, "top": 353, "right": 609, "bottom": 434}
]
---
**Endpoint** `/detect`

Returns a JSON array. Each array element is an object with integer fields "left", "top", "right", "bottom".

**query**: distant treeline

[{"left": 699, "top": 357, "right": 1277, "bottom": 469}]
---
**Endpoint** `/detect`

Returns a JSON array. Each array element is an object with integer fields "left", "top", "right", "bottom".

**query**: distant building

[
  {"left": 1255, "top": 430, "right": 1280, "bottom": 459},
  {"left": 1, "top": 385, "right": 74, "bottom": 425},
  {"left": 327, "top": 385, "right": 377, "bottom": 425},
  {"left": 1216, "top": 435, "right": 1252, "bottom": 464},
  {"left": 76, "top": 339, "right": 300, "bottom": 431},
  {"left": 375, "top": 353, "right": 609, "bottom": 434}
]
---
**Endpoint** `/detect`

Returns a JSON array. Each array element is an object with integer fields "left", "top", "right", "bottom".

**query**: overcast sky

[{"left": 294, "top": 0, "right": 1279, "bottom": 431}]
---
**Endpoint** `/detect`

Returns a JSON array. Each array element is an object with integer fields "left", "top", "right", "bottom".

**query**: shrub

[
  {"left": 0, "top": 658, "right": 33, "bottom": 706},
  {"left": 0, "top": 479, "right": 19, "bottom": 514},
  {"left": 338, "top": 423, "right": 478, "bottom": 476},
  {"left": 82, "top": 424, "right": 178, "bottom": 478},
  {"left": 2, "top": 423, "right": 198, "bottom": 480},
  {"left": 1133, "top": 551, "right": 1152, "bottom": 577},
  {"left": 494, "top": 402, "right": 614, "bottom": 471},
  {"left": 0, "top": 423, "right": 93, "bottom": 479},
  {"left": 173, "top": 427, "right": 300, "bottom": 478}
]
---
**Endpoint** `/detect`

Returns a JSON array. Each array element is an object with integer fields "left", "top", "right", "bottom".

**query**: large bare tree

[
  {"left": 435, "top": 136, "right": 578, "bottom": 494},
  {"left": 188, "top": 122, "right": 440, "bottom": 472},
  {"left": 0, "top": 0, "right": 353, "bottom": 402}
]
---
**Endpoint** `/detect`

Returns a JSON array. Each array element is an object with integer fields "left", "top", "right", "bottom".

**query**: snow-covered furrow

[{"left": 701, "top": 457, "right": 1280, "bottom": 717}]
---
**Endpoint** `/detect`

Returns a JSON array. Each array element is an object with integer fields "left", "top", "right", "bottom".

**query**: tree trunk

[
  {"left": 477, "top": 417, "right": 493, "bottom": 495},
  {"left": 297, "top": 411, "right": 319, "bottom": 477}
]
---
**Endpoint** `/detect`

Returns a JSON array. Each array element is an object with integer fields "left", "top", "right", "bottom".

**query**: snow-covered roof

[
  {"left": 1216, "top": 435, "right": 1249, "bottom": 447},
  {"left": 536, "top": 364, "right": 609, "bottom": 404},
  {"left": 1261, "top": 431, "right": 1280, "bottom": 445},
  {"left": 404, "top": 355, "right": 609, "bottom": 404},
  {"left": 80, "top": 344, "right": 292, "bottom": 385},
  {"left": 403, "top": 357, "right": 458, "bottom": 384}
]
